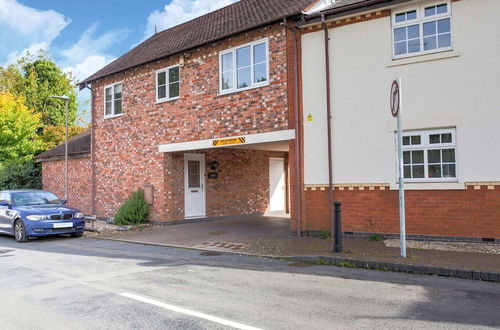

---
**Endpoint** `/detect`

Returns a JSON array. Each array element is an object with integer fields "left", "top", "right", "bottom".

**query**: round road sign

[{"left": 390, "top": 79, "right": 400, "bottom": 118}]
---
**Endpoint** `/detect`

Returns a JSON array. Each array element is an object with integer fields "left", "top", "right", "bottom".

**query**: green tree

[
  {"left": 0, "top": 52, "right": 79, "bottom": 127},
  {"left": 0, "top": 92, "right": 42, "bottom": 164},
  {"left": 0, "top": 159, "right": 42, "bottom": 190},
  {"left": 41, "top": 125, "right": 88, "bottom": 150}
]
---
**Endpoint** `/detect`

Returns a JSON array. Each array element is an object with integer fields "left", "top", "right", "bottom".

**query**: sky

[{"left": 0, "top": 0, "right": 237, "bottom": 123}]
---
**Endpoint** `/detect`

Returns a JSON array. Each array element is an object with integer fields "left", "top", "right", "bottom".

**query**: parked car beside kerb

[{"left": 0, "top": 190, "right": 85, "bottom": 242}]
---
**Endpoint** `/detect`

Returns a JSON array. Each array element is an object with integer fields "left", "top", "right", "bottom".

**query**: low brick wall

[
  {"left": 300, "top": 185, "right": 500, "bottom": 240},
  {"left": 41, "top": 157, "right": 92, "bottom": 214}
]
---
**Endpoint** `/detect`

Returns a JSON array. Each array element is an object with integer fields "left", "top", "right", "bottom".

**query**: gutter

[
  {"left": 283, "top": 18, "right": 302, "bottom": 238},
  {"left": 296, "top": 0, "right": 413, "bottom": 27},
  {"left": 321, "top": 14, "right": 335, "bottom": 239}
]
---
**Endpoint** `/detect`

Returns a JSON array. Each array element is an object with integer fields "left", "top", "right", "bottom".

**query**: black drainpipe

[
  {"left": 321, "top": 15, "right": 335, "bottom": 237},
  {"left": 284, "top": 18, "right": 302, "bottom": 237}
]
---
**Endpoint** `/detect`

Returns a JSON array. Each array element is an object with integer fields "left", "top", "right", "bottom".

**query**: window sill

[
  {"left": 104, "top": 113, "right": 124, "bottom": 119},
  {"left": 386, "top": 49, "right": 460, "bottom": 67},
  {"left": 390, "top": 182, "right": 465, "bottom": 190},
  {"left": 156, "top": 96, "right": 180, "bottom": 104},
  {"left": 219, "top": 82, "right": 270, "bottom": 96}
]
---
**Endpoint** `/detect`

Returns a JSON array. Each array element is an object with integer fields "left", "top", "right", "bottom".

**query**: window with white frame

[
  {"left": 104, "top": 82, "right": 123, "bottom": 117},
  {"left": 401, "top": 128, "right": 457, "bottom": 182},
  {"left": 156, "top": 65, "right": 180, "bottom": 102},
  {"left": 392, "top": 1, "right": 452, "bottom": 58},
  {"left": 219, "top": 38, "right": 269, "bottom": 94}
]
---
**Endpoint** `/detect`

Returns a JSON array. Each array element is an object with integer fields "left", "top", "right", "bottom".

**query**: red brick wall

[
  {"left": 41, "top": 157, "right": 92, "bottom": 214},
  {"left": 91, "top": 23, "right": 290, "bottom": 220},
  {"left": 303, "top": 187, "right": 500, "bottom": 239}
]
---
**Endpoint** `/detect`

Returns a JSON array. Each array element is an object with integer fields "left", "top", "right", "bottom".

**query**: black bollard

[{"left": 333, "top": 201, "right": 343, "bottom": 253}]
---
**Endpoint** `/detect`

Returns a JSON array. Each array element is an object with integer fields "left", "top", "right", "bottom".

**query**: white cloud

[
  {"left": 144, "top": 0, "right": 238, "bottom": 38},
  {"left": 0, "top": 0, "right": 70, "bottom": 65},
  {"left": 60, "top": 24, "right": 128, "bottom": 81}
]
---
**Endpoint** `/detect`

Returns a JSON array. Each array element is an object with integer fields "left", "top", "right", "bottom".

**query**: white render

[{"left": 301, "top": 0, "right": 500, "bottom": 188}]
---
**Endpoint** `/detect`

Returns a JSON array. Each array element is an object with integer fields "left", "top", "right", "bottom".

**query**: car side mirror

[
  {"left": 61, "top": 200, "right": 67, "bottom": 205},
  {"left": 0, "top": 201, "right": 10, "bottom": 207}
]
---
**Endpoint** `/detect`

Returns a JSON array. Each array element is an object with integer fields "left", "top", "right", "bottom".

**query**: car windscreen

[{"left": 11, "top": 192, "right": 62, "bottom": 206}]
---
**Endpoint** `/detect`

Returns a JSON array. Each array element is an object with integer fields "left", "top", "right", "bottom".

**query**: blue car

[{"left": 0, "top": 190, "right": 85, "bottom": 242}]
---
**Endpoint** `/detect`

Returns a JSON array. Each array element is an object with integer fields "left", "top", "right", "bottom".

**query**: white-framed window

[
  {"left": 219, "top": 38, "right": 269, "bottom": 94},
  {"left": 104, "top": 82, "right": 123, "bottom": 118},
  {"left": 400, "top": 128, "right": 457, "bottom": 182},
  {"left": 156, "top": 65, "right": 180, "bottom": 102},
  {"left": 392, "top": 1, "right": 452, "bottom": 58}
]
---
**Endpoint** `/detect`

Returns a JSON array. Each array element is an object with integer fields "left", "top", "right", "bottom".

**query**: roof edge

[{"left": 79, "top": 11, "right": 307, "bottom": 86}]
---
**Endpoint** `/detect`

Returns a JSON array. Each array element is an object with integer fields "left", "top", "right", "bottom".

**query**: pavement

[
  {"left": 96, "top": 215, "right": 500, "bottom": 275},
  {"left": 0, "top": 235, "right": 499, "bottom": 329}
]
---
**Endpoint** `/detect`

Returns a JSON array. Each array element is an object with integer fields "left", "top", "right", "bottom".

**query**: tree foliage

[
  {"left": 0, "top": 92, "right": 42, "bottom": 164},
  {"left": 41, "top": 125, "right": 88, "bottom": 150},
  {"left": 0, "top": 159, "right": 42, "bottom": 190},
  {"left": 114, "top": 189, "right": 150, "bottom": 225},
  {"left": 12, "top": 53, "right": 79, "bottom": 126}
]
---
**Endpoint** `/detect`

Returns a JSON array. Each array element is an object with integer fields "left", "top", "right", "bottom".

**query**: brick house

[
  {"left": 297, "top": 0, "right": 499, "bottom": 241},
  {"left": 74, "top": 0, "right": 313, "bottom": 224},
  {"left": 40, "top": 0, "right": 499, "bottom": 241}
]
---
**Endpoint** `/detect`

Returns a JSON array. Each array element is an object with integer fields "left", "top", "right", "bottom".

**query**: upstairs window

[
  {"left": 219, "top": 38, "right": 269, "bottom": 94},
  {"left": 392, "top": 1, "right": 452, "bottom": 58},
  {"left": 156, "top": 65, "right": 180, "bottom": 102},
  {"left": 104, "top": 82, "right": 123, "bottom": 118},
  {"left": 400, "top": 128, "right": 457, "bottom": 182}
]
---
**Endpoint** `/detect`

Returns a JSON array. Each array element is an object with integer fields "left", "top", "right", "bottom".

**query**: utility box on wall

[{"left": 143, "top": 184, "right": 154, "bottom": 205}]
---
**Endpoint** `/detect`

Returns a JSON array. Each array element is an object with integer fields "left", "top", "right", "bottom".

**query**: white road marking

[{"left": 120, "top": 292, "right": 263, "bottom": 330}]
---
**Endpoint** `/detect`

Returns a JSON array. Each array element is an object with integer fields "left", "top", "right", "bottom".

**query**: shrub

[
  {"left": 0, "top": 159, "right": 42, "bottom": 190},
  {"left": 114, "top": 189, "right": 150, "bottom": 225},
  {"left": 368, "top": 233, "right": 384, "bottom": 241},
  {"left": 319, "top": 229, "right": 330, "bottom": 240}
]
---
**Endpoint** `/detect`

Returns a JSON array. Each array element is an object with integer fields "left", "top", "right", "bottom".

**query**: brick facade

[
  {"left": 90, "top": 23, "right": 292, "bottom": 221},
  {"left": 164, "top": 149, "right": 288, "bottom": 221},
  {"left": 41, "top": 157, "right": 92, "bottom": 215},
  {"left": 302, "top": 185, "right": 500, "bottom": 239}
]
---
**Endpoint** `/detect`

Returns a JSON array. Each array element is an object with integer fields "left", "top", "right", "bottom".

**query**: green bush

[
  {"left": 114, "top": 189, "right": 150, "bottom": 225},
  {"left": 319, "top": 229, "right": 330, "bottom": 240},
  {"left": 368, "top": 233, "right": 384, "bottom": 241},
  {"left": 0, "top": 159, "right": 42, "bottom": 190}
]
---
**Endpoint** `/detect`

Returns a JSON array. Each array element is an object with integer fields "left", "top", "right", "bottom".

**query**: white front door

[
  {"left": 184, "top": 153, "right": 206, "bottom": 218},
  {"left": 269, "top": 158, "right": 285, "bottom": 212}
]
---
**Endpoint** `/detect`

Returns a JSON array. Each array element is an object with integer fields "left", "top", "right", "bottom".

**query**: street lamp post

[{"left": 50, "top": 95, "right": 69, "bottom": 202}]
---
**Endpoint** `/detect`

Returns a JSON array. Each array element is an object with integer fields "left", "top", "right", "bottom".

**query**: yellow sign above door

[{"left": 212, "top": 137, "right": 246, "bottom": 146}]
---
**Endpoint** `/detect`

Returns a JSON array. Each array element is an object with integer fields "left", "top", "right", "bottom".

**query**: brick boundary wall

[
  {"left": 301, "top": 184, "right": 500, "bottom": 240},
  {"left": 41, "top": 157, "right": 92, "bottom": 215}
]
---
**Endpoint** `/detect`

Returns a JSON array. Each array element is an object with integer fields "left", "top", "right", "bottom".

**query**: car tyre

[
  {"left": 70, "top": 232, "right": 83, "bottom": 238},
  {"left": 14, "top": 219, "right": 28, "bottom": 243}
]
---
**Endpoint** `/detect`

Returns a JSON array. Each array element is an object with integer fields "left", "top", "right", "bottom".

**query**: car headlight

[
  {"left": 26, "top": 215, "right": 49, "bottom": 221},
  {"left": 73, "top": 212, "right": 84, "bottom": 219}
]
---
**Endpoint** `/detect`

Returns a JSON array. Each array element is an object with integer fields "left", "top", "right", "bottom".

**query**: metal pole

[
  {"left": 64, "top": 98, "right": 69, "bottom": 202},
  {"left": 397, "top": 78, "right": 406, "bottom": 258},
  {"left": 333, "top": 201, "right": 343, "bottom": 252}
]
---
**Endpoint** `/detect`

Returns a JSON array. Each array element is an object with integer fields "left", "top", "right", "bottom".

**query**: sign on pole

[{"left": 390, "top": 78, "right": 407, "bottom": 258}]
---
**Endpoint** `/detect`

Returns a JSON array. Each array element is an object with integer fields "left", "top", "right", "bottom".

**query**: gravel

[{"left": 384, "top": 239, "right": 500, "bottom": 254}]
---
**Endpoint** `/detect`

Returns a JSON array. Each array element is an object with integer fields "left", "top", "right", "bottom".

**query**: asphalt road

[{"left": 0, "top": 235, "right": 499, "bottom": 330}]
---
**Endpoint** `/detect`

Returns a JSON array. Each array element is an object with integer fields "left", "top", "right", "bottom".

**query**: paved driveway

[{"left": 102, "top": 215, "right": 292, "bottom": 255}]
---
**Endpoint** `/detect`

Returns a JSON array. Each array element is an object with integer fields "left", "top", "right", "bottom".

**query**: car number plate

[{"left": 53, "top": 222, "right": 73, "bottom": 228}]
